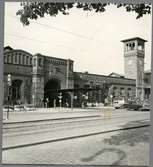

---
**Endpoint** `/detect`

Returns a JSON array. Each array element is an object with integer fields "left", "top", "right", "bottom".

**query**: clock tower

[{"left": 121, "top": 37, "right": 147, "bottom": 99}]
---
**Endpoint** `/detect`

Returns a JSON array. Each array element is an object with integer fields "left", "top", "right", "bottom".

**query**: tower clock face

[{"left": 127, "top": 60, "right": 133, "bottom": 65}]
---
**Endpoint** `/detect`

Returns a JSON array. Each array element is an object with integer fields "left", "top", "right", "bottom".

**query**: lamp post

[
  {"left": 58, "top": 92, "right": 63, "bottom": 108},
  {"left": 110, "top": 94, "right": 113, "bottom": 106},
  {"left": 73, "top": 95, "right": 77, "bottom": 108},
  {"left": 7, "top": 74, "right": 12, "bottom": 120},
  {"left": 82, "top": 94, "right": 88, "bottom": 108},
  {"left": 70, "top": 93, "right": 77, "bottom": 110},
  {"left": 32, "top": 94, "right": 35, "bottom": 108}
]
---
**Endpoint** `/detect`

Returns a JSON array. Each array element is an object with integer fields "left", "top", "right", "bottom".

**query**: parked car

[
  {"left": 126, "top": 104, "right": 142, "bottom": 111},
  {"left": 113, "top": 99, "right": 125, "bottom": 109},
  {"left": 24, "top": 104, "right": 36, "bottom": 111},
  {"left": 139, "top": 101, "right": 150, "bottom": 111},
  {"left": 3, "top": 106, "right": 14, "bottom": 112},
  {"left": 14, "top": 105, "right": 25, "bottom": 112}
]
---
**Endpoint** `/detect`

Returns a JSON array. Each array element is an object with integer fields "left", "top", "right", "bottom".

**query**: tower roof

[
  {"left": 4, "top": 46, "right": 13, "bottom": 51},
  {"left": 121, "top": 37, "right": 147, "bottom": 43}
]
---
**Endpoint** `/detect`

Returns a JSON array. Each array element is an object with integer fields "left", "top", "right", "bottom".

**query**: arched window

[
  {"left": 11, "top": 54, "right": 13, "bottom": 63},
  {"left": 131, "top": 43, "right": 135, "bottom": 50},
  {"left": 120, "top": 88, "right": 125, "bottom": 96},
  {"left": 19, "top": 54, "right": 21, "bottom": 64},
  {"left": 113, "top": 87, "right": 118, "bottom": 97},
  {"left": 22, "top": 55, "right": 25, "bottom": 65},
  {"left": 33, "top": 58, "right": 36, "bottom": 66},
  {"left": 38, "top": 58, "right": 42, "bottom": 67},
  {"left": 26, "top": 56, "right": 29, "bottom": 65},
  {"left": 15, "top": 53, "right": 17, "bottom": 63},
  {"left": 129, "top": 43, "right": 132, "bottom": 50},
  {"left": 7, "top": 55, "right": 10, "bottom": 63},
  {"left": 4, "top": 55, "right": 7, "bottom": 63},
  {"left": 30, "top": 58, "right": 32, "bottom": 65},
  {"left": 138, "top": 43, "right": 144, "bottom": 50},
  {"left": 127, "top": 88, "right": 132, "bottom": 97}
]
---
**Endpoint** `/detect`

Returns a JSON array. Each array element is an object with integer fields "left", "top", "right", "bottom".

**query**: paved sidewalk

[
  {"left": 3, "top": 107, "right": 147, "bottom": 124},
  {"left": 3, "top": 113, "right": 149, "bottom": 149},
  {"left": 3, "top": 107, "right": 116, "bottom": 123}
]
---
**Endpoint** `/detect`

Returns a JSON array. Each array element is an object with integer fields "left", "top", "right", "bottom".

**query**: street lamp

[
  {"left": 32, "top": 94, "right": 35, "bottom": 108},
  {"left": 110, "top": 94, "right": 113, "bottom": 106},
  {"left": 82, "top": 94, "right": 88, "bottom": 108},
  {"left": 58, "top": 92, "right": 63, "bottom": 108},
  {"left": 7, "top": 74, "right": 12, "bottom": 120},
  {"left": 70, "top": 94, "right": 77, "bottom": 110}
]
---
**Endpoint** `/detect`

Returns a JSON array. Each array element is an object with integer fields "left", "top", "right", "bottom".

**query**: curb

[{"left": 3, "top": 115, "right": 101, "bottom": 125}]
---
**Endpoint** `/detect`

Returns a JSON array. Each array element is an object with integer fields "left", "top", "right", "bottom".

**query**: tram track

[
  {"left": 3, "top": 124, "right": 149, "bottom": 151},
  {"left": 3, "top": 113, "right": 149, "bottom": 137},
  {"left": 2, "top": 111, "right": 150, "bottom": 151}
]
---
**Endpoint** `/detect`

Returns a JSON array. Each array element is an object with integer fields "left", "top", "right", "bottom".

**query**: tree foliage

[{"left": 16, "top": 2, "right": 151, "bottom": 25}]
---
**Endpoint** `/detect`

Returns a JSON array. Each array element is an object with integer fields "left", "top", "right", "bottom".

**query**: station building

[{"left": 3, "top": 37, "right": 151, "bottom": 107}]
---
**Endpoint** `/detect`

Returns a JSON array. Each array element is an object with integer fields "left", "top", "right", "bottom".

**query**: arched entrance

[
  {"left": 12, "top": 79, "right": 22, "bottom": 105},
  {"left": 44, "top": 79, "right": 61, "bottom": 107}
]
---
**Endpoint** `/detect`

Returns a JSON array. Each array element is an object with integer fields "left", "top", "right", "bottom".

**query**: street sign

[
  {"left": 7, "top": 74, "right": 12, "bottom": 86},
  {"left": 58, "top": 93, "right": 63, "bottom": 99}
]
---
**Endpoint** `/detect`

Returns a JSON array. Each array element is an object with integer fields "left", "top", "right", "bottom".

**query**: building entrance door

[
  {"left": 44, "top": 79, "right": 61, "bottom": 107},
  {"left": 12, "top": 79, "right": 22, "bottom": 105}
]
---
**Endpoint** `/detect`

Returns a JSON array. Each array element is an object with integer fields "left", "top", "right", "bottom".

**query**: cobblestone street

[
  {"left": 2, "top": 108, "right": 150, "bottom": 166},
  {"left": 3, "top": 126, "right": 149, "bottom": 166}
]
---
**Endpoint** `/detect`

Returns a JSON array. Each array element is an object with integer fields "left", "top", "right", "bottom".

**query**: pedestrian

[
  {"left": 66, "top": 102, "right": 69, "bottom": 108},
  {"left": 54, "top": 99, "right": 56, "bottom": 109}
]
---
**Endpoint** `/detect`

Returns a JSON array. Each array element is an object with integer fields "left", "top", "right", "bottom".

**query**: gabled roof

[
  {"left": 121, "top": 37, "right": 147, "bottom": 43},
  {"left": 108, "top": 72, "right": 125, "bottom": 78}
]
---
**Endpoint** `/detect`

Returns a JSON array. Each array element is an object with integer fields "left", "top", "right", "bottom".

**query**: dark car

[
  {"left": 126, "top": 104, "right": 142, "bottom": 111},
  {"left": 139, "top": 101, "right": 150, "bottom": 111},
  {"left": 3, "top": 106, "right": 14, "bottom": 112}
]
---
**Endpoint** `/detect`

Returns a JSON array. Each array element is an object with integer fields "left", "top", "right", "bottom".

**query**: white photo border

[{"left": 0, "top": 0, "right": 152, "bottom": 167}]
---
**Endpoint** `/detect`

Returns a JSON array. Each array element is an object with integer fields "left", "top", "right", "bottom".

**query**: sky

[{"left": 4, "top": 2, "right": 152, "bottom": 75}]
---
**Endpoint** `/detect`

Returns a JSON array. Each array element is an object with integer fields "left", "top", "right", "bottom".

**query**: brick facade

[{"left": 3, "top": 37, "right": 150, "bottom": 108}]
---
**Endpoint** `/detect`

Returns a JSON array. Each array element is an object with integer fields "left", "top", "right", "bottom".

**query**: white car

[
  {"left": 14, "top": 105, "right": 25, "bottom": 112},
  {"left": 113, "top": 99, "right": 125, "bottom": 109},
  {"left": 24, "top": 105, "right": 36, "bottom": 111}
]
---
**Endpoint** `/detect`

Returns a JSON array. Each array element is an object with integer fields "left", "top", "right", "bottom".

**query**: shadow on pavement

[
  {"left": 81, "top": 120, "right": 149, "bottom": 165},
  {"left": 81, "top": 148, "right": 126, "bottom": 165},
  {"left": 103, "top": 120, "right": 149, "bottom": 146}
]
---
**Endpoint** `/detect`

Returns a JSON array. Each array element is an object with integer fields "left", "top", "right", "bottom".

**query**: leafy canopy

[{"left": 16, "top": 3, "right": 151, "bottom": 25}]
